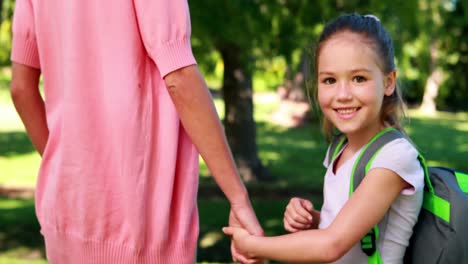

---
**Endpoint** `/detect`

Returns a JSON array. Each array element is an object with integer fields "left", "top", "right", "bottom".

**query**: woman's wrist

[{"left": 227, "top": 186, "right": 250, "bottom": 208}]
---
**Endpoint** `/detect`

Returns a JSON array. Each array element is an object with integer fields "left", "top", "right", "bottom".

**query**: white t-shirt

[{"left": 318, "top": 138, "right": 424, "bottom": 264}]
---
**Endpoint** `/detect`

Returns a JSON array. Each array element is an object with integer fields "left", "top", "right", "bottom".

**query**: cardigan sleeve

[
  {"left": 133, "top": 0, "right": 197, "bottom": 77},
  {"left": 10, "top": 0, "right": 41, "bottom": 69}
]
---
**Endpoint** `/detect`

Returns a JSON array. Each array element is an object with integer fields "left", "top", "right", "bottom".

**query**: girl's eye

[
  {"left": 353, "top": 76, "right": 367, "bottom": 83},
  {"left": 323, "top": 78, "right": 336, "bottom": 84}
]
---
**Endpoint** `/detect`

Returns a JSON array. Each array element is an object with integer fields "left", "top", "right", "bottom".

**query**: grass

[
  {"left": 0, "top": 67, "right": 11, "bottom": 104},
  {"left": 405, "top": 110, "right": 468, "bottom": 168},
  {"left": 1, "top": 67, "right": 468, "bottom": 263},
  {"left": 0, "top": 258, "right": 49, "bottom": 264},
  {"left": 0, "top": 197, "right": 45, "bottom": 263},
  {"left": 0, "top": 132, "right": 40, "bottom": 186}
]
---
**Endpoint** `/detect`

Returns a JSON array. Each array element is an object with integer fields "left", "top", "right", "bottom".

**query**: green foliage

[
  {"left": 0, "top": 0, "right": 14, "bottom": 66},
  {"left": 437, "top": 0, "right": 468, "bottom": 110},
  {"left": 0, "top": 197, "right": 45, "bottom": 262},
  {"left": 190, "top": 0, "right": 272, "bottom": 68},
  {"left": 196, "top": 50, "right": 224, "bottom": 89},
  {"left": 0, "top": 19, "right": 12, "bottom": 65},
  {"left": 2, "top": 0, "right": 468, "bottom": 107},
  {"left": 189, "top": 0, "right": 468, "bottom": 106},
  {"left": 0, "top": 67, "right": 11, "bottom": 103},
  {"left": 407, "top": 110, "right": 468, "bottom": 166},
  {"left": 253, "top": 56, "right": 287, "bottom": 91},
  {"left": 398, "top": 36, "right": 431, "bottom": 104},
  {"left": 1, "top": 0, "right": 15, "bottom": 21}
]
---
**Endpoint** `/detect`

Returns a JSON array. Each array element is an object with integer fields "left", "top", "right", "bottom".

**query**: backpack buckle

[{"left": 361, "top": 228, "right": 377, "bottom": 256}]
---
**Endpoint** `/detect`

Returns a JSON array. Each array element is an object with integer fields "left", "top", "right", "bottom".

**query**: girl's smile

[{"left": 334, "top": 107, "right": 360, "bottom": 119}]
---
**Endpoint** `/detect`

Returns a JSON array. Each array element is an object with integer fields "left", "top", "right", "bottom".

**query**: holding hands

[
  {"left": 228, "top": 199, "right": 264, "bottom": 264},
  {"left": 223, "top": 197, "right": 320, "bottom": 263},
  {"left": 223, "top": 225, "right": 256, "bottom": 263}
]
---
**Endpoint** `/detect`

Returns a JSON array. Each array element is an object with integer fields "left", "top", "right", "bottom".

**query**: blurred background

[{"left": 1, "top": 0, "right": 467, "bottom": 263}]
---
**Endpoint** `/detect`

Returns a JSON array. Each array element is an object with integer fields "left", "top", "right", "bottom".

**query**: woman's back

[{"left": 12, "top": 1, "right": 200, "bottom": 263}]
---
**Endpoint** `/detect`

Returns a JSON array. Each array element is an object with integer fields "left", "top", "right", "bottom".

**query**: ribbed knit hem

[
  {"left": 42, "top": 229, "right": 197, "bottom": 264},
  {"left": 155, "top": 38, "right": 197, "bottom": 78},
  {"left": 11, "top": 34, "right": 41, "bottom": 69}
]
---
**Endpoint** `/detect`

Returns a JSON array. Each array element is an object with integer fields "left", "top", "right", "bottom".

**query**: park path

[
  {"left": 0, "top": 104, "right": 24, "bottom": 131},
  {"left": 0, "top": 185, "right": 35, "bottom": 199}
]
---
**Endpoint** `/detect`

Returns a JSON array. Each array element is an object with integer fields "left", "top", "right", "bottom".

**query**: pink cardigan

[{"left": 11, "top": 0, "right": 200, "bottom": 263}]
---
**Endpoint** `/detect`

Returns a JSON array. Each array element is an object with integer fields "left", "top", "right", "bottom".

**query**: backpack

[{"left": 327, "top": 128, "right": 468, "bottom": 264}]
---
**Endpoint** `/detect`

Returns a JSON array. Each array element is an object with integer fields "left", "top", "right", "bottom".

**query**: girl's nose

[{"left": 336, "top": 81, "right": 352, "bottom": 101}]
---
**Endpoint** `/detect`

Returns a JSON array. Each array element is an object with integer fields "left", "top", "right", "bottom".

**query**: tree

[
  {"left": 219, "top": 43, "right": 266, "bottom": 182},
  {"left": 416, "top": 0, "right": 448, "bottom": 114},
  {"left": 438, "top": 0, "right": 468, "bottom": 111},
  {"left": 190, "top": 1, "right": 273, "bottom": 181},
  {"left": 420, "top": 42, "right": 443, "bottom": 115},
  {"left": 0, "top": 0, "right": 14, "bottom": 65},
  {"left": 1, "top": 0, "right": 4, "bottom": 21},
  {"left": 189, "top": 0, "right": 341, "bottom": 181}
]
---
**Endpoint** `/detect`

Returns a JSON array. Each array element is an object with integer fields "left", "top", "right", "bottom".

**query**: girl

[{"left": 223, "top": 13, "right": 424, "bottom": 263}]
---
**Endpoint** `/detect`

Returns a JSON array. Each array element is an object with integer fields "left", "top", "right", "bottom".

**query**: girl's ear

[{"left": 384, "top": 70, "right": 397, "bottom": 96}]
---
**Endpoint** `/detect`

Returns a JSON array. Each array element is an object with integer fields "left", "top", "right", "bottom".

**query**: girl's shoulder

[
  {"left": 378, "top": 137, "right": 418, "bottom": 156},
  {"left": 369, "top": 138, "right": 425, "bottom": 194},
  {"left": 374, "top": 137, "right": 419, "bottom": 162}
]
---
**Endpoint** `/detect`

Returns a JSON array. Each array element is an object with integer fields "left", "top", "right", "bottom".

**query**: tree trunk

[
  {"left": 271, "top": 49, "right": 313, "bottom": 128},
  {"left": 219, "top": 43, "right": 269, "bottom": 182},
  {"left": 0, "top": 0, "right": 3, "bottom": 22},
  {"left": 419, "top": 41, "right": 443, "bottom": 115},
  {"left": 281, "top": 50, "right": 310, "bottom": 102}
]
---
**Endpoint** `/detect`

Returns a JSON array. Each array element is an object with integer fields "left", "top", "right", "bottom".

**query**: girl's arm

[{"left": 224, "top": 167, "right": 410, "bottom": 263}]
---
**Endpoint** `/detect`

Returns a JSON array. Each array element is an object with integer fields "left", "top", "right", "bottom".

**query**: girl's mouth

[
  {"left": 335, "top": 107, "right": 360, "bottom": 119},
  {"left": 336, "top": 107, "right": 358, "bottom": 114}
]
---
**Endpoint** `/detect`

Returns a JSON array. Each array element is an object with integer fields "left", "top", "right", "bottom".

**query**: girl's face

[{"left": 317, "top": 31, "right": 395, "bottom": 141}]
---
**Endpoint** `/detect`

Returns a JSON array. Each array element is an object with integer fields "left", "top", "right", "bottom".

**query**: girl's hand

[
  {"left": 223, "top": 226, "right": 257, "bottom": 263},
  {"left": 229, "top": 207, "right": 264, "bottom": 264},
  {"left": 284, "top": 197, "right": 318, "bottom": 232}
]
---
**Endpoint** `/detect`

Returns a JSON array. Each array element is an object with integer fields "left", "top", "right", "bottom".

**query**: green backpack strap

[
  {"left": 455, "top": 171, "right": 468, "bottom": 193},
  {"left": 327, "top": 133, "right": 347, "bottom": 166},
  {"left": 349, "top": 128, "right": 405, "bottom": 195},
  {"left": 349, "top": 128, "right": 406, "bottom": 263}
]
